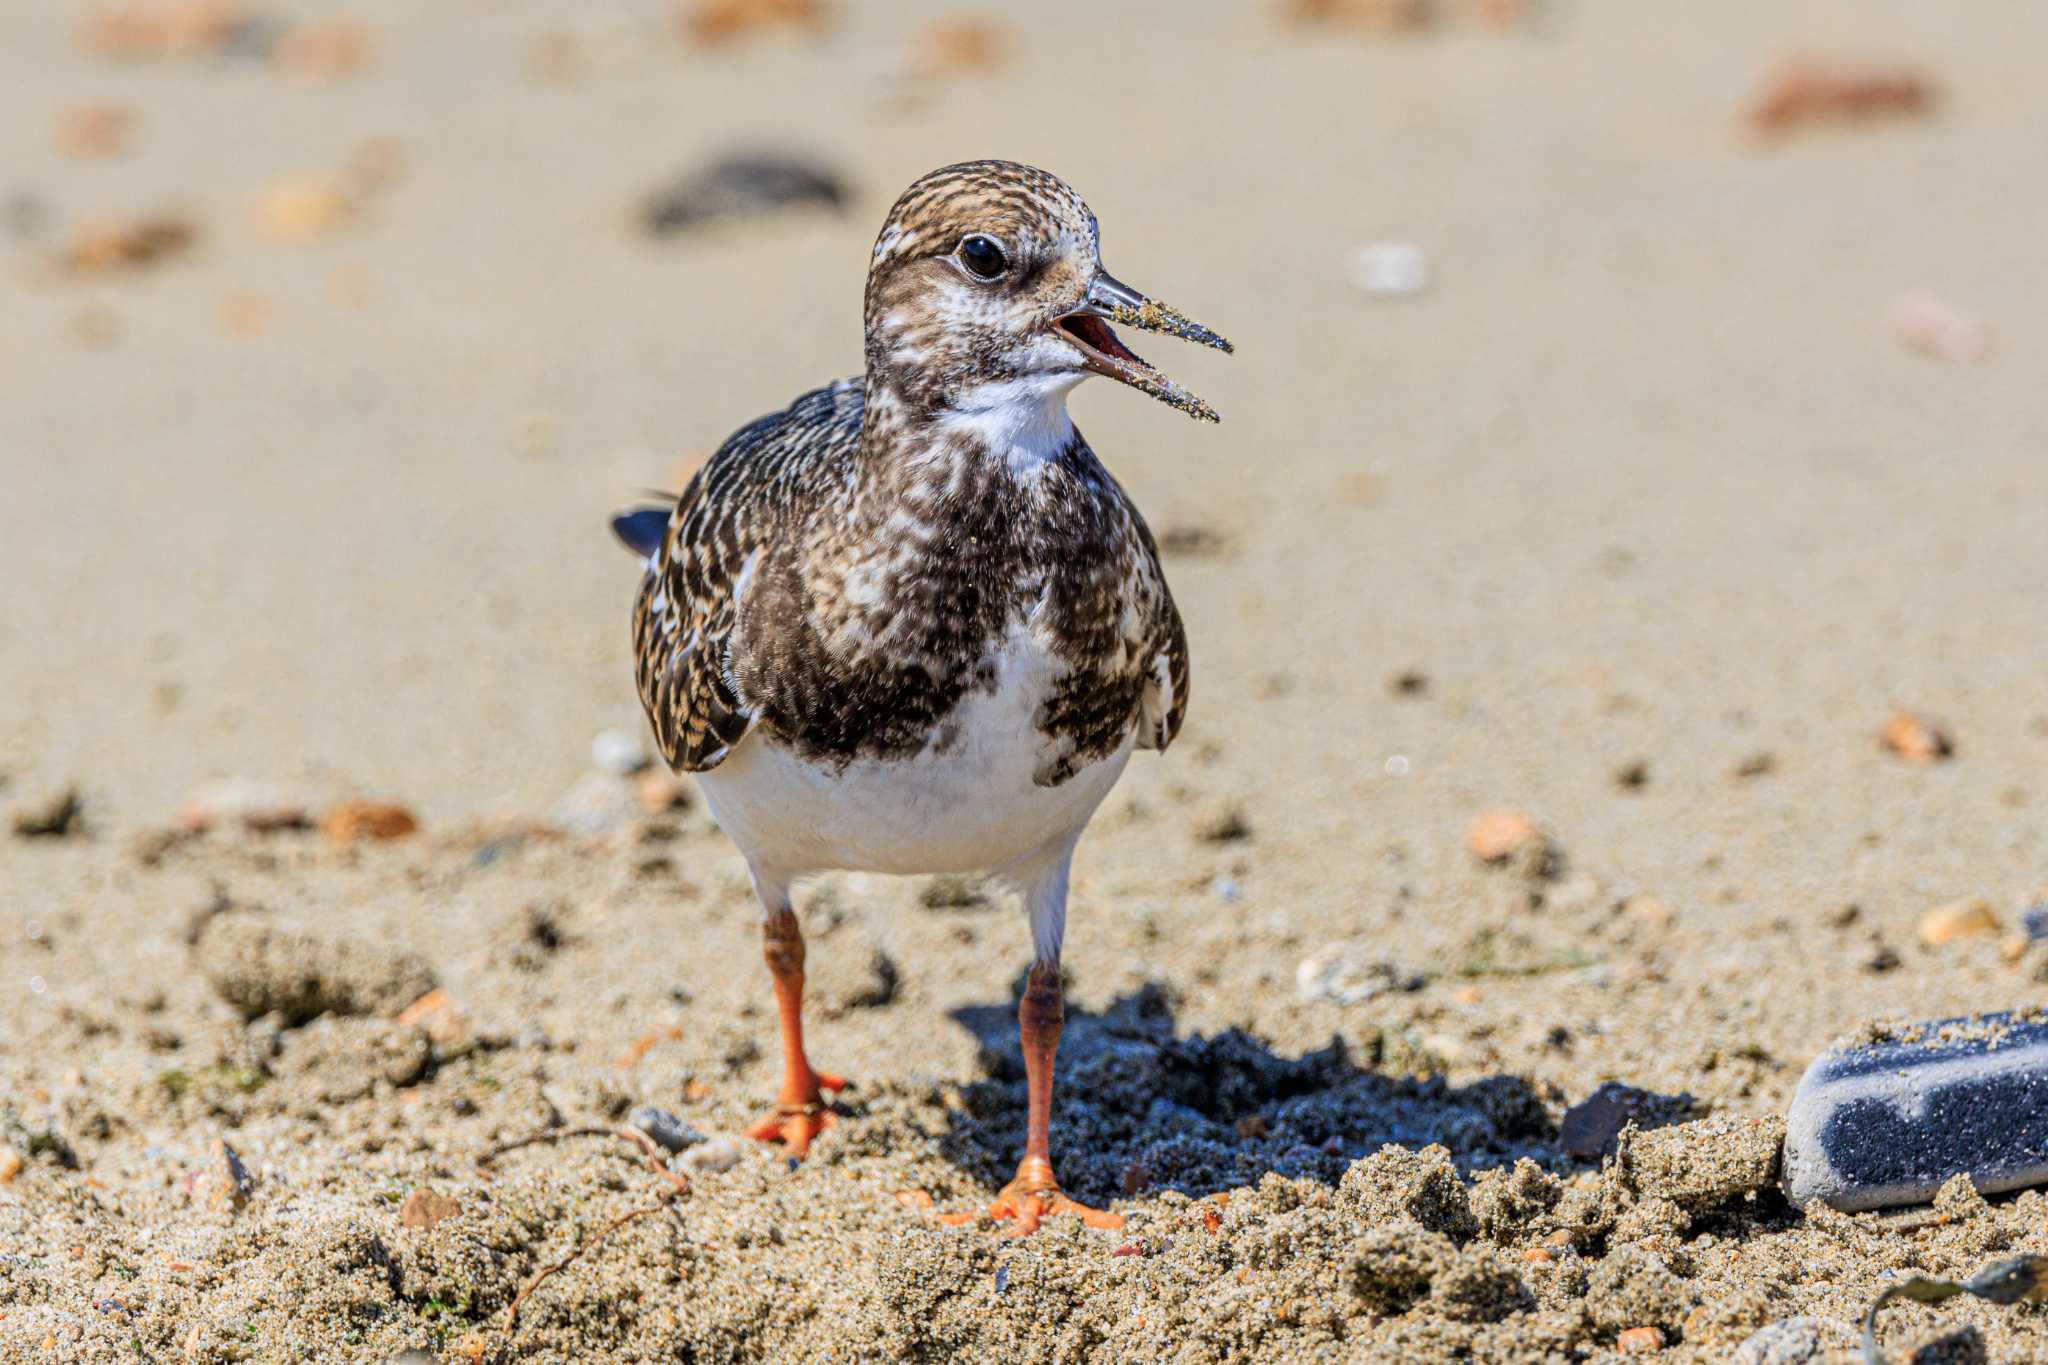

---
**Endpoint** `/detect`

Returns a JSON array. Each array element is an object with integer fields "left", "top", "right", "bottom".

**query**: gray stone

[
  {"left": 1782, "top": 1010, "right": 2048, "bottom": 1211},
  {"left": 1731, "top": 1316, "right": 1851, "bottom": 1365},
  {"left": 629, "top": 1106, "right": 705, "bottom": 1153}
]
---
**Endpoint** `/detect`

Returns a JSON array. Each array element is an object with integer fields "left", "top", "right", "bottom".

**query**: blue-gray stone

[
  {"left": 1782, "top": 1010, "right": 2048, "bottom": 1211},
  {"left": 628, "top": 1106, "right": 705, "bottom": 1154}
]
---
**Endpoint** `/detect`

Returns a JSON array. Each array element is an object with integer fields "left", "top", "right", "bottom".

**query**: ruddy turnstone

[{"left": 613, "top": 160, "right": 1230, "bottom": 1234}]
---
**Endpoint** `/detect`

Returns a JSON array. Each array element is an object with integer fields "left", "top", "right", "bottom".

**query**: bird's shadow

[{"left": 939, "top": 976, "right": 1560, "bottom": 1205}]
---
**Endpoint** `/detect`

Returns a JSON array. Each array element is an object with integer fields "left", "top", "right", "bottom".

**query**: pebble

[
  {"left": 640, "top": 154, "right": 847, "bottom": 237},
  {"left": 629, "top": 1106, "right": 706, "bottom": 1153},
  {"left": 1558, "top": 1081, "right": 1690, "bottom": 1159},
  {"left": 1883, "top": 710, "right": 1952, "bottom": 763},
  {"left": 64, "top": 213, "right": 195, "bottom": 273},
  {"left": 1616, "top": 1326, "right": 1665, "bottom": 1353},
  {"left": 634, "top": 769, "right": 690, "bottom": 813},
  {"left": 1731, "top": 1316, "right": 1848, "bottom": 1365},
  {"left": 591, "top": 727, "right": 652, "bottom": 776},
  {"left": 0, "top": 1146, "right": 21, "bottom": 1183},
  {"left": 1746, "top": 60, "right": 1936, "bottom": 139},
  {"left": 1465, "top": 807, "right": 1541, "bottom": 863},
  {"left": 255, "top": 178, "right": 351, "bottom": 243},
  {"left": 1295, "top": 946, "right": 1426, "bottom": 1005},
  {"left": 177, "top": 777, "right": 312, "bottom": 833},
  {"left": 1889, "top": 291, "right": 1993, "bottom": 363},
  {"left": 1346, "top": 240, "right": 1430, "bottom": 296},
  {"left": 679, "top": 1137, "right": 742, "bottom": 1174},
  {"left": 684, "top": 0, "right": 830, "bottom": 46},
  {"left": 54, "top": 103, "right": 135, "bottom": 158},
  {"left": 1919, "top": 896, "right": 2000, "bottom": 946},
  {"left": 189, "top": 1138, "right": 253, "bottom": 1215},
  {"left": 394, "top": 987, "right": 466, "bottom": 1045},
  {"left": 1782, "top": 1009, "right": 2048, "bottom": 1210},
  {"left": 398, "top": 1189, "right": 461, "bottom": 1231},
  {"left": 322, "top": 800, "right": 419, "bottom": 843},
  {"left": 10, "top": 785, "right": 82, "bottom": 838},
  {"left": 2025, "top": 904, "right": 2048, "bottom": 942}
]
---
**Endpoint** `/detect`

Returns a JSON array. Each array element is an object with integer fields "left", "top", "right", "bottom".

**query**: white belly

[{"left": 696, "top": 627, "right": 1134, "bottom": 879}]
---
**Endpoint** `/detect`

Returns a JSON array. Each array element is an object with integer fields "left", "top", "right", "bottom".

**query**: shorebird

[{"left": 612, "top": 160, "right": 1230, "bottom": 1234}]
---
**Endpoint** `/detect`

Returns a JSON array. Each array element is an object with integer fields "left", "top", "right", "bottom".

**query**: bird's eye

[{"left": 957, "top": 235, "right": 1008, "bottom": 280}]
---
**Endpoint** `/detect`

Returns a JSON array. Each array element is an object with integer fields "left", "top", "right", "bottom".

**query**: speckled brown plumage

[
  {"left": 628, "top": 375, "right": 1187, "bottom": 784},
  {"left": 626, "top": 159, "right": 1202, "bottom": 786}
]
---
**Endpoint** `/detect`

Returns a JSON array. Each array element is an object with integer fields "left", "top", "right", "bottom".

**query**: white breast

[{"left": 696, "top": 621, "right": 1133, "bottom": 882}]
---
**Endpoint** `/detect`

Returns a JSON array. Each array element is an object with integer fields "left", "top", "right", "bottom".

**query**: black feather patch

[{"left": 611, "top": 507, "right": 669, "bottom": 559}]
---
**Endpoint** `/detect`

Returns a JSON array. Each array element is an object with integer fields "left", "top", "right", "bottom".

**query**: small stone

[
  {"left": 0, "top": 1146, "right": 21, "bottom": 1183},
  {"left": 1733, "top": 751, "right": 1777, "bottom": 779},
  {"left": 1889, "top": 291, "right": 1993, "bottom": 363},
  {"left": 1782, "top": 1009, "right": 2048, "bottom": 1210},
  {"left": 591, "top": 727, "right": 651, "bottom": 776},
  {"left": 190, "top": 1138, "right": 253, "bottom": 1214},
  {"left": 178, "top": 778, "right": 312, "bottom": 833},
  {"left": 1296, "top": 945, "right": 1426, "bottom": 1005},
  {"left": 679, "top": 1137, "right": 742, "bottom": 1174},
  {"left": 1616, "top": 1326, "right": 1665, "bottom": 1353},
  {"left": 1466, "top": 808, "right": 1540, "bottom": 863},
  {"left": 11, "top": 785, "right": 82, "bottom": 839},
  {"left": 2024, "top": 904, "right": 2048, "bottom": 942},
  {"left": 630, "top": 1106, "right": 706, "bottom": 1153},
  {"left": 1861, "top": 936, "right": 1902, "bottom": 973},
  {"left": 55, "top": 103, "right": 135, "bottom": 158},
  {"left": 272, "top": 20, "right": 371, "bottom": 77},
  {"left": 1620, "top": 895, "right": 1673, "bottom": 929},
  {"left": 1559, "top": 1082, "right": 1691, "bottom": 1159},
  {"left": 1999, "top": 934, "right": 2029, "bottom": 966},
  {"left": 1919, "top": 896, "right": 2000, "bottom": 946},
  {"left": 1390, "top": 669, "right": 1430, "bottom": 697},
  {"left": 394, "top": 987, "right": 465, "bottom": 1045},
  {"left": 1347, "top": 240, "right": 1431, "bottom": 296},
  {"left": 912, "top": 17, "right": 1007, "bottom": 76},
  {"left": 1883, "top": 710, "right": 1953, "bottom": 763},
  {"left": 1731, "top": 1317, "right": 1852, "bottom": 1365},
  {"left": 1745, "top": 60, "right": 1936, "bottom": 139},
  {"left": 1196, "top": 808, "right": 1252, "bottom": 843},
  {"left": 683, "top": 0, "right": 830, "bottom": 46},
  {"left": 256, "top": 178, "right": 351, "bottom": 242},
  {"left": 633, "top": 769, "right": 690, "bottom": 813},
  {"left": 63, "top": 213, "right": 195, "bottom": 274},
  {"left": 641, "top": 153, "right": 846, "bottom": 236},
  {"left": 398, "top": 1189, "right": 461, "bottom": 1231},
  {"left": 322, "top": 801, "right": 419, "bottom": 843}
]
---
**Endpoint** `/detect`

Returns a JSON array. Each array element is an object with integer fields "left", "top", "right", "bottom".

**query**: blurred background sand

[{"left": 4, "top": 2, "right": 2048, "bottom": 1360}]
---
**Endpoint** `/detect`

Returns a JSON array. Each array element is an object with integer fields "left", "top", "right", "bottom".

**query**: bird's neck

[{"left": 860, "top": 369, "right": 1083, "bottom": 480}]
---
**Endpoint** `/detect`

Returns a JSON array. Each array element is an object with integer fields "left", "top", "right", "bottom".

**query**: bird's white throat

[{"left": 937, "top": 373, "right": 1084, "bottom": 476}]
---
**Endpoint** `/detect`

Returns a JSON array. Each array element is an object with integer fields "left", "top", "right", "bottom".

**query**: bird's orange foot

[
  {"left": 743, "top": 1073, "right": 845, "bottom": 1159},
  {"left": 969, "top": 1158, "right": 1124, "bottom": 1237}
]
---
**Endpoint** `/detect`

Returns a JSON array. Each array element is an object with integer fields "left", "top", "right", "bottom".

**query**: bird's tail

[{"left": 609, "top": 502, "right": 671, "bottom": 560}]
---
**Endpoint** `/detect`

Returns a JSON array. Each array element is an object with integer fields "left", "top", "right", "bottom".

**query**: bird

[{"left": 612, "top": 159, "right": 1231, "bottom": 1235}]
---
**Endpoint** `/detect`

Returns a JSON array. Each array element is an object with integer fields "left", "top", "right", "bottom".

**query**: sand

[{"left": 4, "top": 1, "right": 2048, "bottom": 1360}]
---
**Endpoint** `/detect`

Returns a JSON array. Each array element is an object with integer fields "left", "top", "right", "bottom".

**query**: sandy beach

[{"left": 5, "top": 1, "right": 2047, "bottom": 1360}]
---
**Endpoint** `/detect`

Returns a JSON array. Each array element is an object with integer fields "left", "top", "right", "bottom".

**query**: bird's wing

[{"left": 630, "top": 380, "right": 864, "bottom": 772}]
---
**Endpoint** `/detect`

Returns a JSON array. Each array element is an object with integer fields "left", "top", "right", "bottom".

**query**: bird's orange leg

[
  {"left": 984, "top": 962, "right": 1123, "bottom": 1236},
  {"left": 742, "top": 907, "right": 844, "bottom": 1158}
]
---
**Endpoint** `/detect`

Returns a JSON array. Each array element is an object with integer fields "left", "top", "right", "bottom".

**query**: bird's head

[{"left": 861, "top": 160, "right": 1232, "bottom": 428}]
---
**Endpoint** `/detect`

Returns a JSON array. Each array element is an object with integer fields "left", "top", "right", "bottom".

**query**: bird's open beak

[{"left": 1052, "top": 270, "right": 1233, "bottom": 423}]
